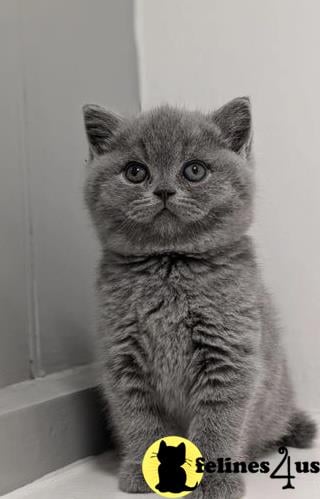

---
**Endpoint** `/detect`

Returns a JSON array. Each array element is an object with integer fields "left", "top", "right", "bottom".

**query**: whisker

[
  {"left": 130, "top": 204, "right": 155, "bottom": 215},
  {"left": 130, "top": 198, "right": 152, "bottom": 207}
]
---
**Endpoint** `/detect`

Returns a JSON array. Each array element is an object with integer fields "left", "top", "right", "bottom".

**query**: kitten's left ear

[
  {"left": 211, "top": 97, "right": 252, "bottom": 156},
  {"left": 82, "top": 104, "right": 123, "bottom": 157},
  {"left": 158, "top": 440, "right": 167, "bottom": 455}
]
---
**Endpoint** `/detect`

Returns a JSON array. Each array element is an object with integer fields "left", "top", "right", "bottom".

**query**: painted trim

[
  {"left": 16, "top": 0, "right": 43, "bottom": 378},
  {"left": 134, "top": 0, "right": 145, "bottom": 111},
  {"left": 0, "top": 365, "right": 110, "bottom": 495}
]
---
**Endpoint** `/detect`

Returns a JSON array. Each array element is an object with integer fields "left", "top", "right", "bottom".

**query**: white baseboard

[{"left": 0, "top": 365, "right": 109, "bottom": 496}]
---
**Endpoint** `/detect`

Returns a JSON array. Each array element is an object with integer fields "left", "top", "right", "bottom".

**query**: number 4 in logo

[{"left": 270, "top": 447, "right": 295, "bottom": 489}]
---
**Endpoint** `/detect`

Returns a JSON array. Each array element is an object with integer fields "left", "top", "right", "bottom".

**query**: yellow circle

[{"left": 142, "top": 436, "right": 204, "bottom": 497}]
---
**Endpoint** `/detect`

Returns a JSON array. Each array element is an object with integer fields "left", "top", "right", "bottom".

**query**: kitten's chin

[
  {"left": 154, "top": 207, "right": 177, "bottom": 221},
  {"left": 153, "top": 208, "right": 183, "bottom": 237}
]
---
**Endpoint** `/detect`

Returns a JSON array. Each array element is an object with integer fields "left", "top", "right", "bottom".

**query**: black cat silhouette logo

[
  {"left": 156, "top": 440, "right": 199, "bottom": 493},
  {"left": 142, "top": 436, "right": 204, "bottom": 497}
]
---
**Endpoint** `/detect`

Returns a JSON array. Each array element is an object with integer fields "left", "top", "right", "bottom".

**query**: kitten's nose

[{"left": 153, "top": 188, "right": 176, "bottom": 203}]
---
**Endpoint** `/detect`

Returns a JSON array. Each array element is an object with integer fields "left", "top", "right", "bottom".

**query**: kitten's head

[
  {"left": 83, "top": 98, "right": 254, "bottom": 255},
  {"left": 157, "top": 440, "right": 186, "bottom": 466}
]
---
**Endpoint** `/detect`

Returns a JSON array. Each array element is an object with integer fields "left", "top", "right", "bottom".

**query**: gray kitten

[{"left": 83, "top": 98, "right": 316, "bottom": 498}]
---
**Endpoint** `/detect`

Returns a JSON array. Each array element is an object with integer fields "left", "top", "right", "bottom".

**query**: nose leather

[{"left": 153, "top": 189, "right": 176, "bottom": 203}]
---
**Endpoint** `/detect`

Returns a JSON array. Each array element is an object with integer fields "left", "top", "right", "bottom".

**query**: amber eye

[
  {"left": 125, "top": 162, "right": 149, "bottom": 183},
  {"left": 183, "top": 161, "right": 207, "bottom": 182}
]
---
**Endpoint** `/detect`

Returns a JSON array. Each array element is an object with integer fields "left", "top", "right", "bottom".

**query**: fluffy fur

[{"left": 83, "top": 98, "right": 316, "bottom": 498}]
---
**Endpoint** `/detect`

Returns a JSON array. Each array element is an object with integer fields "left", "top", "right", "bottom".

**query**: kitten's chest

[
  {"left": 137, "top": 259, "right": 197, "bottom": 411},
  {"left": 147, "top": 292, "right": 192, "bottom": 386}
]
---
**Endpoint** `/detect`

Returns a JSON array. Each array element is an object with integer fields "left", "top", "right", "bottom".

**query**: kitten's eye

[
  {"left": 182, "top": 161, "right": 207, "bottom": 182},
  {"left": 125, "top": 162, "right": 149, "bottom": 183}
]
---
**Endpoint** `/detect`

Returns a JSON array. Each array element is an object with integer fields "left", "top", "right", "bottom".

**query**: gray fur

[{"left": 83, "top": 98, "right": 316, "bottom": 498}]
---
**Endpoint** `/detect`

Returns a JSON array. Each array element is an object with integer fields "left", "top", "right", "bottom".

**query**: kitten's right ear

[
  {"left": 177, "top": 442, "right": 186, "bottom": 459},
  {"left": 82, "top": 104, "right": 123, "bottom": 157}
]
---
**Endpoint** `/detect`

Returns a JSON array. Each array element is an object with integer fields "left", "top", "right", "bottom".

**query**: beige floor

[{"left": 4, "top": 439, "right": 320, "bottom": 499}]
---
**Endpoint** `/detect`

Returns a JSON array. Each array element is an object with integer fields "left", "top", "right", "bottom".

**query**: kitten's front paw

[
  {"left": 119, "top": 460, "right": 151, "bottom": 493},
  {"left": 191, "top": 474, "right": 245, "bottom": 499}
]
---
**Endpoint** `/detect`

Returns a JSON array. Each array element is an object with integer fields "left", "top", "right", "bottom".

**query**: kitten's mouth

[{"left": 154, "top": 206, "right": 176, "bottom": 219}]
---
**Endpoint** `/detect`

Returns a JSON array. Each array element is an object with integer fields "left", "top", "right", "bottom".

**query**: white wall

[
  {"left": 137, "top": 0, "right": 320, "bottom": 410},
  {"left": 19, "top": 0, "right": 140, "bottom": 375},
  {"left": 0, "top": 0, "right": 140, "bottom": 385}
]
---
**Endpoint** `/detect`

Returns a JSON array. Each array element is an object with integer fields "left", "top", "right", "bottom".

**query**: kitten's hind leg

[{"left": 277, "top": 410, "right": 317, "bottom": 449}]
